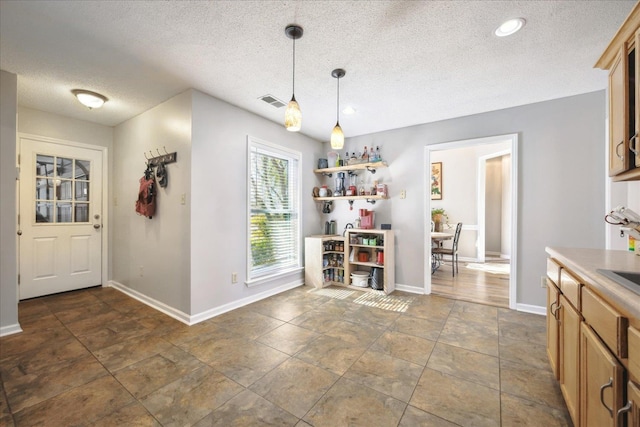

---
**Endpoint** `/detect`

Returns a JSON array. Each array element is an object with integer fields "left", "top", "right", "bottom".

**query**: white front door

[{"left": 19, "top": 136, "right": 103, "bottom": 299}]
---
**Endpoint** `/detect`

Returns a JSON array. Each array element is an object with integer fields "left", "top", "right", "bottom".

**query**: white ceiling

[{"left": 0, "top": 1, "right": 636, "bottom": 142}]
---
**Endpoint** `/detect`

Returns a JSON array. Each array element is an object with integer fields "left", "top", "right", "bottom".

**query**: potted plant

[{"left": 431, "top": 208, "right": 449, "bottom": 232}]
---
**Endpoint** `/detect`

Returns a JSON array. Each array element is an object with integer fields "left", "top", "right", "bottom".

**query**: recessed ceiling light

[
  {"left": 495, "top": 18, "right": 526, "bottom": 37},
  {"left": 342, "top": 106, "right": 356, "bottom": 115},
  {"left": 71, "top": 89, "right": 108, "bottom": 109}
]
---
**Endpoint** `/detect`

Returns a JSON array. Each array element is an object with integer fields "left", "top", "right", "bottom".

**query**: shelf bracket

[
  {"left": 366, "top": 166, "right": 376, "bottom": 174},
  {"left": 321, "top": 172, "right": 333, "bottom": 177},
  {"left": 347, "top": 170, "right": 358, "bottom": 177},
  {"left": 366, "top": 199, "right": 377, "bottom": 204},
  {"left": 348, "top": 200, "right": 354, "bottom": 208}
]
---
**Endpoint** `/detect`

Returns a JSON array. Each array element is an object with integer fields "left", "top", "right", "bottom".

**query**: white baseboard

[
  {"left": 0, "top": 323, "right": 23, "bottom": 337},
  {"left": 191, "top": 280, "right": 304, "bottom": 324},
  {"left": 107, "top": 281, "right": 192, "bottom": 325},
  {"left": 395, "top": 284, "right": 425, "bottom": 294},
  {"left": 516, "top": 303, "right": 546, "bottom": 316},
  {"left": 108, "top": 279, "right": 304, "bottom": 326}
]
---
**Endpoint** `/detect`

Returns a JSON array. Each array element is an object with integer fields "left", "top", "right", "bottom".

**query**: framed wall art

[{"left": 430, "top": 162, "right": 442, "bottom": 200}]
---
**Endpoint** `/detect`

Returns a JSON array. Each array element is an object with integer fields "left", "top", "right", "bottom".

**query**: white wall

[
  {"left": 486, "top": 156, "right": 502, "bottom": 255},
  {"left": 190, "top": 90, "right": 323, "bottom": 317},
  {"left": 332, "top": 91, "right": 606, "bottom": 308},
  {"left": 501, "top": 154, "right": 512, "bottom": 258},
  {"left": 112, "top": 91, "right": 193, "bottom": 314},
  {"left": 0, "top": 70, "right": 19, "bottom": 335}
]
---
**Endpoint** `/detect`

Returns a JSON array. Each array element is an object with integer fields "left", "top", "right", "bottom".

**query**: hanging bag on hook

[
  {"left": 135, "top": 173, "right": 156, "bottom": 219},
  {"left": 156, "top": 161, "right": 168, "bottom": 188}
]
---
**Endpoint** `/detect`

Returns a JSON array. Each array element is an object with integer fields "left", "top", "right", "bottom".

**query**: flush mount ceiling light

[
  {"left": 495, "top": 18, "right": 526, "bottom": 37},
  {"left": 330, "top": 68, "right": 346, "bottom": 150},
  {"left": 284, "top": 25, "right": 303, "bottom": 132},
  {"left": 71, "top": 89, "right": 108, "bottom": 109}
]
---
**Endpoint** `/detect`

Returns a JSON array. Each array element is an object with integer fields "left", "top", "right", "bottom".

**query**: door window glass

[{"left": 34, "top": 154, "right": 91, "bottom": 223}]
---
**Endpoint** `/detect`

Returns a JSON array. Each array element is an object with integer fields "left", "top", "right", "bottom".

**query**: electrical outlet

[
  {"left": 181, "top": 194, "right": 186, "bottom": 205},
  {"left": 541, "top": 276, "right": 547, "bottom": 288},
  {"left": 232, "top": 272, "right": 238, "bottom": 283},
  {"left": 400, "top": 190, "right": 406, "bottom": 199},
  {"left": 139, "top": 265, "right": 144, "bottom": 277}
]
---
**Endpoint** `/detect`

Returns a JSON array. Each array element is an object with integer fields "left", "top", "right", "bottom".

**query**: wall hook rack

[{"left": 144, "top": 146, "right": 177, "bottom": 167}]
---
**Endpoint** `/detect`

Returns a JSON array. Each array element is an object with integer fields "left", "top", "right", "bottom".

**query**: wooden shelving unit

[
  {"left": 344, "top": 229, "right": 395, "bottom": 294},
  {"left": 304, "top": 235, "right": 345, "bottom": 288}
]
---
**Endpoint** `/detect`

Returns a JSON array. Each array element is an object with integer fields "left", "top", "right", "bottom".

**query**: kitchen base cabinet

[
  {"left": 618, "top": 381, "right": 640, "bottom": 427},
  {"left": 580, "top": 323, "right": 624, "bottom": 427},
  {"left": 560, "top": 294, "right": 581, "bottom": 426},
  {"left": 304, "top": 236, "right": 345, "bottom": 289},
  {"left": 547, "top": 280, "right": 561, "bottom": 380}
]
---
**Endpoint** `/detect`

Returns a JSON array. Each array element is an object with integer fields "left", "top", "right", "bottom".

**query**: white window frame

[{"left": 246, "top": 136, "right": 302, "bottom": 286}]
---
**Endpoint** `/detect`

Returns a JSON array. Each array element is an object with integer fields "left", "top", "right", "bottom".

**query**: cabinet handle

[
  {"left": 617, "top": 400, "right": 632, "bottom": 425},
  {"left": 630, "top": 133, "right": 639, "bottom": 155},
  {"left": 550, "top": 301, "right": 557, "bottom": 317},
  {"left": 615, "top": 141, "right": 625, "bottom": 160},
  {"left": 599, "top": 377, "right": 614, "bottom": 417}
]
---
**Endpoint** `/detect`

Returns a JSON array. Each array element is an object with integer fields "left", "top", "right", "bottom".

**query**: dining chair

[{"left": 433, "top": 222, "right": 462, "bottom": 277}]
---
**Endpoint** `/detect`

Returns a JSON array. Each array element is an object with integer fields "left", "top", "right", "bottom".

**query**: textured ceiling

[{"left": 0, "top": 1, "right": 636, "bottom": 142}]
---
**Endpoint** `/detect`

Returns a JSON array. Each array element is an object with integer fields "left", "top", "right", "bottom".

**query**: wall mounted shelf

[{"left": 313, "top": 161, "right": 387, "bottom": 175}]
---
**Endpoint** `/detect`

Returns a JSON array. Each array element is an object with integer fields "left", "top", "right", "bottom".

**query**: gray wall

[
  {"left": 112, "top": 90, "right": 193, "bottom": 314},
  {"left": 0, "top": 70, "right": 18, "bottom": 334},
  {"left": 190, "top": 90, "right": 323, "bottom": 316},
  {"left": 17, "top": 107, "right": 114, "bottom": 279},
  {"left": 327, "top": 91, "right": 607, "bottom": 308}
]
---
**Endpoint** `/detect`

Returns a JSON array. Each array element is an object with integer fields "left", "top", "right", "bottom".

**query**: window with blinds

[{"left": 248, "top": 137, "right": 301, "bottom": 280}]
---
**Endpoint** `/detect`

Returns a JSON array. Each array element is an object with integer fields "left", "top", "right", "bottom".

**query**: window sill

[{"left": 245, "top": 266, "right": 304, "bottom": 288}]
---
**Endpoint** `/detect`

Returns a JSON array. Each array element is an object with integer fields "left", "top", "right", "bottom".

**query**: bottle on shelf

[
  {"left": 369, "top": 146, "right": 375, "bottom": 161},
  {"left": 376, "top": 146, "right": 381, "bottom": 161},
  {"left": 362, "top": 146, "right": 369, "bottom": 161}
]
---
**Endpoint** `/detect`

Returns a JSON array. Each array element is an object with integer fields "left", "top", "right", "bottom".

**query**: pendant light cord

[
  {"left": 336, "top": 76, "right": 340, "bottom": 124},
  {"left": 292, "top": 37, "right": 296, "bottom": 95}
]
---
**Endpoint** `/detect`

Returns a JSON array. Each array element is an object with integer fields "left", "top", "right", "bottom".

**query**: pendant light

[
  {"left": 330, "top": 69, "right": 346, "bottom": 149},
  {"left": 284, "top": 25, "right": 303, "bottom": 131}
]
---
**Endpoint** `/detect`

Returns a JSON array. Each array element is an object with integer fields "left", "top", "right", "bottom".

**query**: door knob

[
  {"left": 93, "top": 224, "right": 101, "bottom": 229},
  {"left": 17, "top": 230, "right": 22, "bottom": 236}
]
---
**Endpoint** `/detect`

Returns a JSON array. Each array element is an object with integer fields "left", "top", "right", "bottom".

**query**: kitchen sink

[{"left": 597, "top": 269, "right": 640, "bottom": 295}]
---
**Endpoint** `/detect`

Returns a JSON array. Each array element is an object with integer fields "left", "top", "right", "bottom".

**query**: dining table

[{"left": 431, "top": 232, "right": 454, "bottom": 274}]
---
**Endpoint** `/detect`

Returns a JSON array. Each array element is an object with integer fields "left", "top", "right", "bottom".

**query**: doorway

[
  {"left": 424, "top": 134, "right": 518, "bottom": 309},
  {"left": 18, "top": 134, "right": 107, "bottom": 299}
]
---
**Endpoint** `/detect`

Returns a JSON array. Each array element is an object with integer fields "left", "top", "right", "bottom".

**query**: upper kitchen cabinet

[{"left": 596, "top": 3, "right": 640, "bottom": 181}]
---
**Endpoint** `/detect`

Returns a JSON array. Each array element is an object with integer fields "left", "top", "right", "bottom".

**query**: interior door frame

[
  {"left": 424, "top": 133, "right": 519, "bottom": 310},
  {"left": 18, "top": 133, "right": 109, "bottom": 290}
]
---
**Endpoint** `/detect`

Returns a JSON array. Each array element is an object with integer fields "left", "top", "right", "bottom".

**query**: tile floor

[{"left": 0, "top": 285, "right": 572, "bottom": 426}]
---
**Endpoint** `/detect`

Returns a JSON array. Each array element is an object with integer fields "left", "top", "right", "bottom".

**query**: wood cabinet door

[
  {"left": 635, "top": 29, "right": 640, "bottom": 169},
  {"left": 547, "top": 281, "right": 560, "bottom": 379},
  {"left": 581, "top": 323, "right": 624, "bottom": 427},
  {"left": 560, "top": 295, "right": 581, "bottom": 426},
  {"left": 622, "top": 381, "right": 640, "bottom": 427},
  {"left": 609, "top": 45, "right": 630, "bottom": 176}
]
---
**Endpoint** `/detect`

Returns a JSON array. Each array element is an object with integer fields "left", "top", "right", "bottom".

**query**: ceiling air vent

[{"left": 259, "top": 94, "right": 286, "bottom": 108}]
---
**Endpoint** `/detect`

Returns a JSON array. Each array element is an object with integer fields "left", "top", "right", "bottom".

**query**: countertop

[{"left": 546, "top": 247, "right": 640, "bottom": 321}]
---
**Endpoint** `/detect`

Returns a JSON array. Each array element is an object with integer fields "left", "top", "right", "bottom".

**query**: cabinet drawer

[
  {"left": 560, "top": 270, "right": 581, "bottom": 310},
  {"left": 582, "top": 286, "right": 628, "bottom": 359},
  {"left": 629, "top": 327, "right": 640, "bottom": 380},
  {"left": 547, "top": 258, "right": 561, "bottom": 286}
]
